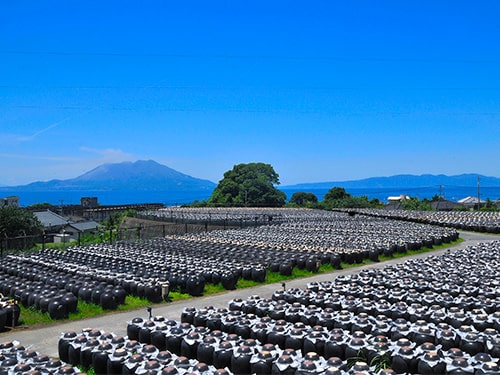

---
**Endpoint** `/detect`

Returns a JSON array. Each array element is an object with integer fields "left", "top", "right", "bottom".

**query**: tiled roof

[
  {"left": 68, "top": 221, "right": 102, "bottom": 232},
  {"left": 33, "top": 210, "right": 69, "bottom": 227}
]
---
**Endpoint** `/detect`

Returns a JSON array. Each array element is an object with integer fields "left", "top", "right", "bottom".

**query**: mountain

[
  {"left": 282, "top": 174, "right": 500, "bottom": 190},
  {"left": 2, "top": 163, "right": 499, "bottom": 195},
  {"left": 2, "top": 160, "right": 216, "bottom": 192}
]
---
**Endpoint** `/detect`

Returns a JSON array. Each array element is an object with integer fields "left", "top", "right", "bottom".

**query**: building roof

[
  {"left": 457, "top": 196, "right": 486, "bottom": 204},
  {"left": 431, "top": 200, "right": 461, "bottom": 210},
  {"left": 387, "top": 195, "right": 410, "bottom": 201},
  {"left": 383, "top": 202, "right": 403, "bottom": 210},
  {"left": 67, "top": 221, "right": 102, "bottom": 232},
  {"left": 33, "top": 210, "right": 69, "bottom": 227}
]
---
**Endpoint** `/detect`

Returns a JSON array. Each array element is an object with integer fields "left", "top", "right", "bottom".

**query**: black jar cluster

[
  {"left": 0, "top": 340, "right": 81, "bottom": 374},
  {"left": 0, "top": 253, "right": 131, "bottom": 319},
  {"left": 172, "top": 241, "right": 500, "bottom": 374},
  {"left": 58, "top": 325, "right": 240, "bottom": 375},
  {"left": 346, "top": 208, "right": 500, "bottom": 234},
  {"left": 60, "top": 318, "right": 397, "bottom": 375},
  {"left": 0, "top": 294, "right": 20, "bottom": 332},
  {"left": 4, "top": 240, "right": 500, "bottom": 374},
  {"left": 0, "top": 208, "right": 460, "bottom": 321}
]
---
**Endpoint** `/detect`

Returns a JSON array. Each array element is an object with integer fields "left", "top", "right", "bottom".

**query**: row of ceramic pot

[
  {"left": 123, "top": 311, "right": 500, "bottom": 374},
  {"left": 58, "top": 320, "right": 500, "bottom": 374},
  {"left": 0, "top": 208, "right": 460, "bottom": 306},
  {"left": 0, "top": 295, "right": 20, "bottom": 332},
  {"left": 183, "top": 213, "right": 458, "bottom": 259},
  {"left": 0, "top": 340, "right": 82, "bottom": 374},
  {"left": 177, "top": 303, "right": 500, "bottom": 358},
  {"left": 0, "top": 264, "right": 133, "bottom": 319},
  {"left": 57, "top": 325, "right": 391, "bottom": 375},
  {"left": 345, "top": 208, "right": 500, "bottom": 234},
  {"left": 141, "top": 206, "right": 498, "bottom": 235}
]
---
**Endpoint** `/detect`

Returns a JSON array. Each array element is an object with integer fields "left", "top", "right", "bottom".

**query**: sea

[{"left": 2, "top": 186, "right": 499, "bottom": 207}]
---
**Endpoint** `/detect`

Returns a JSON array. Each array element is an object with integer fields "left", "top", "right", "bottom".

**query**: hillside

[
  {"left": 282, "top": 174, "right": 500, "bottom": 190},
  {"left": 1, "top": 160, "right": 216, "bottom": 192}
]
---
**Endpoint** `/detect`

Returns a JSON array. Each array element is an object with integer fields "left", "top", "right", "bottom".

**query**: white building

[{"left": 457, "top": 196, "right": 486, "bottom": 208}]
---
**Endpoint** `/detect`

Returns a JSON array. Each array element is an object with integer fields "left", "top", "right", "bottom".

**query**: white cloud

[
  {"left": 79, "top": 147, "right": 135, "bottom": 162},
  {"left": 3, "top": 113, "right": 88, "bottom": 144}
]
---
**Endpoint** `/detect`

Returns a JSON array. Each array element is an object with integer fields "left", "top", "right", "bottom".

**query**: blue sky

[{"left": 1, "top": 1, "right": 499, "bottom": 186}]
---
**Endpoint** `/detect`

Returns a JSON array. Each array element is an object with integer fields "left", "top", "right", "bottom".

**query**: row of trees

[
  {"left": 198, "top": 162, "right": 381, "bottom": 209},
  {"left": 289, "top": 187, "right": 381, "bottom": 209},
  {"left": 199, "top": 162, "right": 499, "bottom": 211}
]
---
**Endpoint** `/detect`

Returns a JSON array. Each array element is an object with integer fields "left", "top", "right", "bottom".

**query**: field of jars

[
  {"left": 2, "top": 239, "right": 499, "bottom": 374},
  {"left": 1, "top": 211, "right": 458, "bottom": 324},
  {"left": 140, "top": 207, "right": 500, "bottom": 234},
  {"left": 340, "top": 208, "right": 500, "bottom": 234}
]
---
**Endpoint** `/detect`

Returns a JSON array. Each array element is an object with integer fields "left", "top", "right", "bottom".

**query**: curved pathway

[{"left": 0, "top": 231, "right": 497, "bottom": 358}]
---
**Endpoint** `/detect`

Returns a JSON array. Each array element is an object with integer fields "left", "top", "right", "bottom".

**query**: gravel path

[{"left": 0, "top": 230, "right": 497, "bottom": 358}]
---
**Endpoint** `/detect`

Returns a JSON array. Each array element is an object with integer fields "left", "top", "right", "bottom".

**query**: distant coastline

[
  {"left": 2, "top": 185, "right": 499, "bottom": 207},
  {"left": 1, "top": 161, "right": 499, "bottom": 207}
]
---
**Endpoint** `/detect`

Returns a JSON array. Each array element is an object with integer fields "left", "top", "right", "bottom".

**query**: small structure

[
  {"left": 64, "top": 221, "right": 102, "bottom": 241},
  {"left": 33, "top": 209, "right": 101, "bottom": 242},
  {"left": 431, "top": 199, "right": 463, "bottom": 211},
  {"left": 33, "top": 210, "right": 69, "bottom": 232},
  {"left": 383, "top": 201, "right": 404, "bottom": 210},
  {"left": 53, "top": 233, "right": 71, "bottom": 243},
  {"left": 1, "top": 196, "right": 19, "bottom": 208},
  {"left": 457, "top": 196, "right": 486, "bottom": 209},
  {"left": 80, "top": 197, "right": 99, "bottom": 208},
  {"left": 387, "top": 195, "right": 411, "bottom": 202}
]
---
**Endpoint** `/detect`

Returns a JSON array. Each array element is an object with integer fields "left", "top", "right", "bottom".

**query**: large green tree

[
  {"left": 0, "top": 206, "right": 43, "bottom": 238},
  {"left": 209, "top": 162, "right": 287, "bottom": 207}
]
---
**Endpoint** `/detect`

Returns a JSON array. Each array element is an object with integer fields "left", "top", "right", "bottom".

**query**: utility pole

[{"left": 477, "top": 176, "right": 481, "bottom": 211}]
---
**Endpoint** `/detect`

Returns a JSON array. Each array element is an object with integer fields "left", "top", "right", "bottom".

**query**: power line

[
  {"left": 4, "top": 104, "right": 499, "bottom": 116},
  {"left": 1, "top": 85, "right": 499, "bottom": 91},
  {"left": 0, "top": 50, "right": 498, "bottom": 64}
]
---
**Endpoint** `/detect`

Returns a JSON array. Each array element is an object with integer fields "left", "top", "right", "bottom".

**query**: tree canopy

[
  {"left": 0, "top": 206, "right": 43, "bottom": 238},
  {"left": 321, "top": 186, "right": 380, "bottom": 209},
  {"left": 289, "top": 192, "right": 318, "bottom": 207},
  {"left": 324, "top": 187, "right": 351, "bottom": 201},
  {"left": 209, "top": 162, "right": 287, "bottom": 207}
]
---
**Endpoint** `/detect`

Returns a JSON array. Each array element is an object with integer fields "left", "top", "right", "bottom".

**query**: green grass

[
  {"left": 79, "top": 368, "right": 95, "bottom": 375},
  {"left": 198, "top": 239, "right": 463, "bottom": 295},
  {"left": 14, "top": 239, "right": 462, "bottom": 327},
  {"left": 379, "top": 238, "right": 464, "bottom": 261},
  {"left": 18, "top": 296, "right": 160, "bottom": 327},
  {"left": 168, "top": 291, "right": 193, "bottom": 301},
  {"left": 18, "top": 306, "right": 55, "bottom": 327}
]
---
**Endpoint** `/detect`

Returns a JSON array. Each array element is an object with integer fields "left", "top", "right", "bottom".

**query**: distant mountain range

[
  {"left": 283, "top": 174, "right": 500, "bottom": 190},
  {"left": 1, "top": 160, "right": 499, "bottom": 194},
  {"left": 1, "top": 160, "right": 216, "bottom": 192}
]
